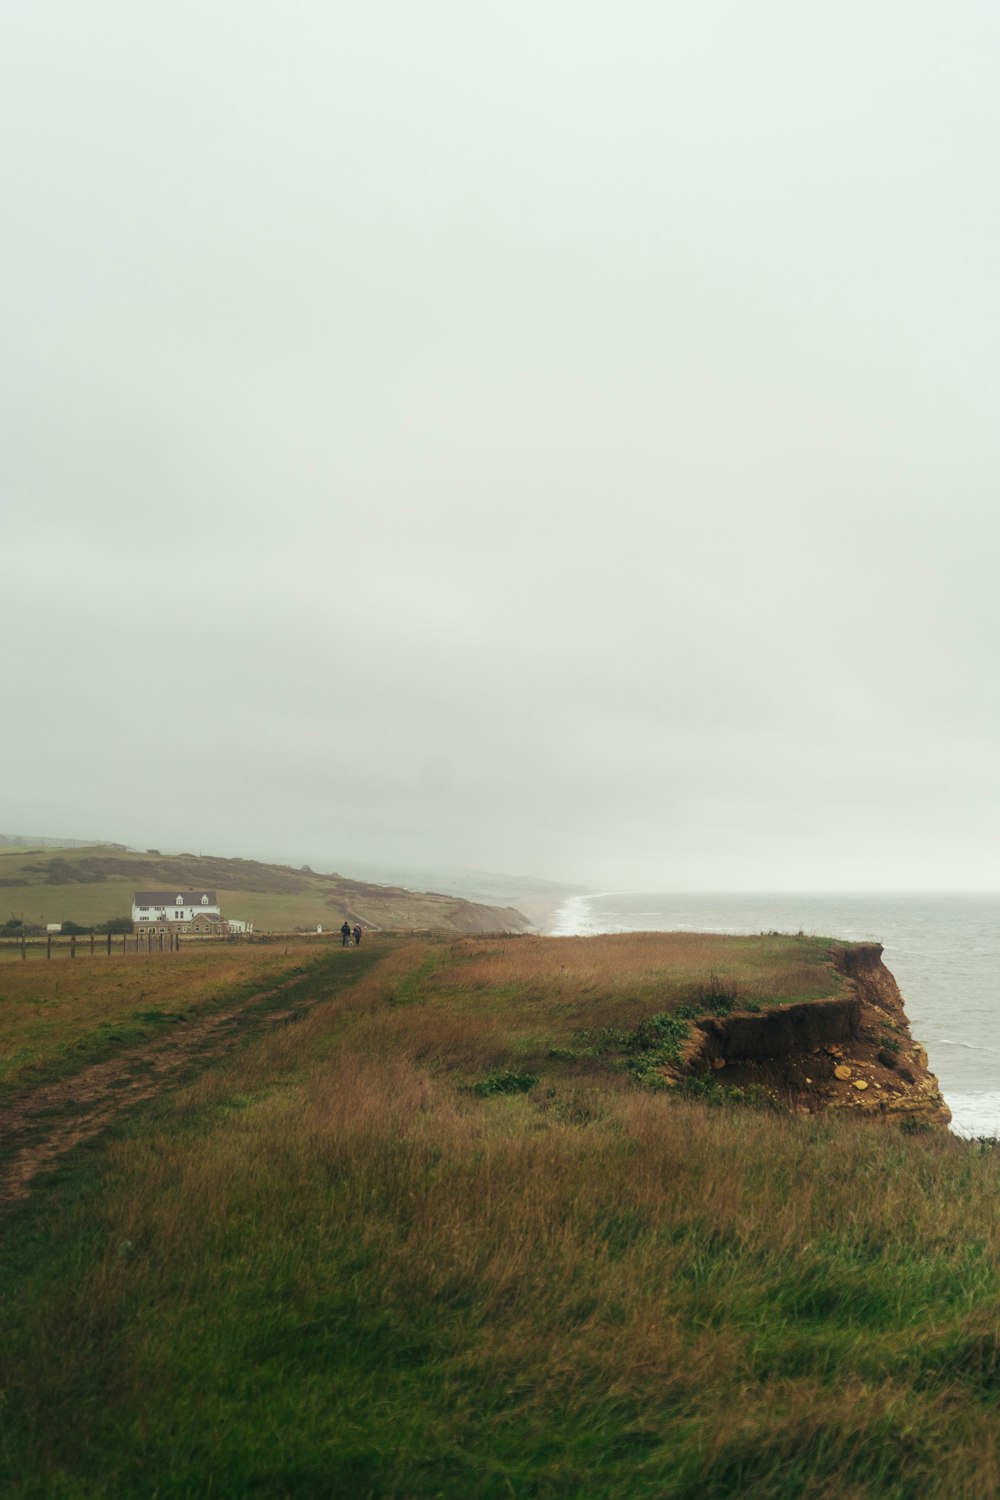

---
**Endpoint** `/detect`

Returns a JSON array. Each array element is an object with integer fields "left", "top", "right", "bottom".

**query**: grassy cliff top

[{"left": 0, "top": 933, "right": 993, "bottom": 1499}]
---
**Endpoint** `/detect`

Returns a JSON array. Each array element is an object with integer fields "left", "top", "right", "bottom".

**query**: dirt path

[{"left": 0, "top": 966, "right": 351, "bottom": 1205}]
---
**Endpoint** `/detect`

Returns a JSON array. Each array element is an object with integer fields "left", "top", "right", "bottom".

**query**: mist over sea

[{"left": 550, "top": 892, "right": 1000, "bottom": 1139}]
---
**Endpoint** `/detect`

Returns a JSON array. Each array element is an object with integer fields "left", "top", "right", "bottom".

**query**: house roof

[{"left": 133, "top": 891, "right": 219, "bottom": 906}]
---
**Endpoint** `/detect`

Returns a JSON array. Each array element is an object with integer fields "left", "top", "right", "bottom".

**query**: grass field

[
  {"left": 2, "top": 933, "right": 999, "bottom": 1497},
  {"left": 0, "top": 844, "right": 529, "bottom": 934},
  {"left": 0, "top": 939, "right": 357, "bottom": 1105}
]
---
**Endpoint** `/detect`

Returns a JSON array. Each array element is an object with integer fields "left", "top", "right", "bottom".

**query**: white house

[{"left": 132, "top": 890, "right": 222, "bottom": 934}]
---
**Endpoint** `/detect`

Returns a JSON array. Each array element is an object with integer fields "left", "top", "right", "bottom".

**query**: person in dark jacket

[
  {"left": 352, "top": 924, "right": 362, "bottom": 946},
  {"left": 340, "top": 920, "right": 351, "bottom": 946}
]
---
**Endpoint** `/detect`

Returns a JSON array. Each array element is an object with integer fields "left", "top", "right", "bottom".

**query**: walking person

[
  {"left": 340, "top": 920, "right": 351, "bottom": 947},
  {"left": 352, "top": 924, "right": 362, "bottom": 946}
]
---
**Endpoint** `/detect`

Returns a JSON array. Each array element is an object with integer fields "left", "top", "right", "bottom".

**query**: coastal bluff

[{"left": 670, "top": 941, "right": 951, "bottom": 1126}]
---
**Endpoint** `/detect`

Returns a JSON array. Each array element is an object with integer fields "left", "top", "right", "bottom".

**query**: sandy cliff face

[{"left": 671, "top": 943, "right": 951, "bottom": 1126}]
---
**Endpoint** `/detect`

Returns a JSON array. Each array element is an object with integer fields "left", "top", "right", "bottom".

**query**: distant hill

[
  {"left": 0, "top": 834, "right": 128, "bottom": 851},
  {"left": 0, "top": 846, "right": 530, "bottom": 934},
  {"left": 331, "top": 859, "right": 586, "bottom": 922}
]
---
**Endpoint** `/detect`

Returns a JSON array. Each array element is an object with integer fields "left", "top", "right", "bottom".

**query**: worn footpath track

[{"left": 0, "top": 952, "right": 376, "bottom": 1205}]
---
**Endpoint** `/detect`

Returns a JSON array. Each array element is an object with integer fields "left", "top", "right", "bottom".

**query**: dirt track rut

[{"left": 0, "top": 969, "right": 339, "bottom": 1205}]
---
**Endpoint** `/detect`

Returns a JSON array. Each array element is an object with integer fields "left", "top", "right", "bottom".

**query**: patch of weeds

[
  {"left": 680, "top": 1075, "right": 779, "bottom": 1111},
  {"left": 900, "top": 1116, "right": 934, "bottom": 1136},
  {"left": 696, "top": 974, "right": 744, "bottom": 1016},
  {"left": 675, "top": 976, "right": 748, "bottom": 1017},
  {"left": 582, "top": 1012, "right": 690, "bottom": 1087},
  {"left": 624, "top": 1016, "right": 689, "bottom": 1086},
  {"left": 580, "top": 1024, "right": 632, "bottom": 1058},
  {"left": 546, "top": 1046, "right": 580, "bottom": 1061},
  {"left": 472, "top": 1068, "right": 539, "bottom": 1098},
  {"left": 879, "top": 1034, "right": 901, "bottom": 1054}
]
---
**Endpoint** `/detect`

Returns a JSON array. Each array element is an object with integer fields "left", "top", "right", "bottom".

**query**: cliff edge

[{"left": 670, "top": 942, "right": 950, "bottom": 1126}]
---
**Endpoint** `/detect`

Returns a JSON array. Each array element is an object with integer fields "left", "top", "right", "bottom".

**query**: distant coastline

[{"left": 549, "top": 892, "right": 608, "bottom": 935}]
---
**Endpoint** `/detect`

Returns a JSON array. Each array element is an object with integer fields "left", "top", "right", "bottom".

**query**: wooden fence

[{"left": 0, "top": 930, "right": 182, "bottom": 961}]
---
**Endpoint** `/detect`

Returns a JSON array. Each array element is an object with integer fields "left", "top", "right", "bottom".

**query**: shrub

[
  {"left": 580, "top": 1012, "right": 690, "bottom": 1087},
  {"left": 473, "top": 1068, "right": 539, "bottom": 1098},
  {"left": 696, "top": 974, "right": 743, "bottom": 1015}
]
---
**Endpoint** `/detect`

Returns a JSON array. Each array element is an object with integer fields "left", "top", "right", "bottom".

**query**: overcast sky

[{"left": 4, "top": 1, "right": 1000, "bottom": 891}]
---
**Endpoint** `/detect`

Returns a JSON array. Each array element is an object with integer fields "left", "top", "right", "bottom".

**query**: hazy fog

[{"left": 5, "top": 2, "right": 1000, "bottom": 891}]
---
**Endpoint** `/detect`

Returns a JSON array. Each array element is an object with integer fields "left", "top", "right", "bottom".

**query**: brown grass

[
  {"left": 0, "top": 941, "right": 332, "bottom": 1099},
  {"left": 437, "top": 931, "right": 840, "bottom": 1003},
  {"left": 5, "top": 932, "right": 996, "bottom": 1498}
]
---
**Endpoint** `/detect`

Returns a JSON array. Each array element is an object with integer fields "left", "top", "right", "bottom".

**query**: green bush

[
  {"left": 581, "top": 1012, "right": 690, "bottom": 1086},
  {"left": 696, "top": 974, "right": 743, "bottom": 1015},
  {"left": 473, "top": 1068, "right": 539, "bottom": 1097}
]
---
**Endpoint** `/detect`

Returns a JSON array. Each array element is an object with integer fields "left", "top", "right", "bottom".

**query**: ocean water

[{"left": 549, "top": 892, "right": 1000, "bottom": 1138}]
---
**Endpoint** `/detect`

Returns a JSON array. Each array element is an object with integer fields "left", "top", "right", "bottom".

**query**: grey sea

[{"left": 549, "top": 892, "right": 1000, "bottom": 1139}]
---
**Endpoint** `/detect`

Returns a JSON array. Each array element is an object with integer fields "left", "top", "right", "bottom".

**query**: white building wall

[{"left": 132, "top": 897, "right": 222, "bottom": 923}]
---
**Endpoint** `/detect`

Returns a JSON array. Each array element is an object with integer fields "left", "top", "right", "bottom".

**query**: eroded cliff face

[{"left": 669, "top": 943, "right": 951, "bottom": 1126}]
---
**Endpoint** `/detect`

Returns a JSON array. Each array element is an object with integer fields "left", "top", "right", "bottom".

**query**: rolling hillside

[{"left": 0, "top": 845, "right": 529, "bottom": 934}]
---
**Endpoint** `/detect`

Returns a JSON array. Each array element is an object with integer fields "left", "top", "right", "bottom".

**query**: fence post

[
  {"left": 107, "top": 933, "right": 112, "bottom": 956},
  {"left": 47, "top": 932, "right": 52, "bottom": 959},
  {"left": 70, "top": 935, "right": 76, "bottom": 959},
  {"left": 90, "top": 931, "right": 95, "bottom": 957},
  {"left": 21, "top": 931, "right": 26, "bottom": 961}
]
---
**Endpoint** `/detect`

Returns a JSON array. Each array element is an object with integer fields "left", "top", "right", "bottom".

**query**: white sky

[{"left": 4, "top": 1, "right": 1000, "bottom": 890}]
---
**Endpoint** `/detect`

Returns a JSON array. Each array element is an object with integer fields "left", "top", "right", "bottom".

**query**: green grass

[
  {"left": 0, "top": 942, "right": 377, "bottom": 1106},
  {"left": 0, "top": 844, "right": 528, "bottom": 935},
  {"left": 1, "top": 934, "right": 996, "bottom": 1498}
]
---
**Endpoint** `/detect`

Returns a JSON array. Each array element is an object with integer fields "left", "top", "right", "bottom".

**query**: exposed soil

[
  {"left": 0, "top": 969, "right": 342, "bottom": 1206},
  {"left": 671, "top": 944, "right": 951, "bottom": 1126}
]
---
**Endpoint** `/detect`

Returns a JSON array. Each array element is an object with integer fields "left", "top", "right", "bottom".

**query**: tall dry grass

[
  {"left": 437, "top": 931, "right": 841, "bottom": 1012},
  {"left": 4, "top": 934, "right": 1000, "bottom": 1497},
  {"left": 0, "top": 939, "right": 373, "bottom": 1101}
]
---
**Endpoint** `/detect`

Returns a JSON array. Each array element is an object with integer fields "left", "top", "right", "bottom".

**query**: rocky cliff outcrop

[{"left": 669, "top": 943, "right": 950, "bottom": 1126}]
